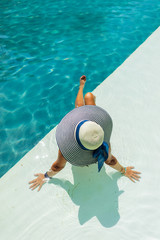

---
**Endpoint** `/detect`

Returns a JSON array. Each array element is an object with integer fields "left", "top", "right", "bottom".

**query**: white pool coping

[{"left": 1, "top": 26, "right": 160, "bottom": 240}]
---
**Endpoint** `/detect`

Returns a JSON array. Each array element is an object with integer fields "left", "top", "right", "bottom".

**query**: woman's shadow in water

[{"left": 49, "top": 164, "right": 124, "bottom": 228}]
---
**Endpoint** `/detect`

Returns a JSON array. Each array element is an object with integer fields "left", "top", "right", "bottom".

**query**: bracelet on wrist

[
  {"left": 121, "top": 167, "right": 127, "bottom": 175},
  {"left": 44, "top": 172, "right": 52, "bottom": 179}
]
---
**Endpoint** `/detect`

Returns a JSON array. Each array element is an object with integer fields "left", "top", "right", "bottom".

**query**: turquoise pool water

[{"left": 0, "top": 0, "right": 160, "bottom": 177}]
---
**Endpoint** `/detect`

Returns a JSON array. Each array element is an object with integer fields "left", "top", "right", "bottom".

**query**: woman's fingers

[
  {"left": 28, "top": 174, "right": 40, "bottom": 184},
  {"left": 128, "top": 167, "right": 141, "bottom": 174},
  {"left": 125, "top": 166, "right": 142, "bottom": 183},
  {"left": 129, "top": 176, "right": 135, "bottom": 183},
  {"left": 29, "top": 178, "right": 37, "bottom": 184},
  {"left": 133, "top": 170, "right": 141, "bottom": 174},
  {"left": 29, "top": 181, "right": 45, "bottom": 191},
  {"left": 29, "top": 182, "right": 39, "bottom": 189},
  {"left": 31, "top": 183, "right": 39, "bottom": 190},
  {"left": 38, "top": 183, "right": 43, "bottom": 192},
  {"left": 34, "top": 173, "right": 40, "bottom": 177},
  {"left": 133, "top": 174, "right": 141, "bottom": 178},
  {"left": 132, "top": 174, "right": 140, "bottom": 181}
]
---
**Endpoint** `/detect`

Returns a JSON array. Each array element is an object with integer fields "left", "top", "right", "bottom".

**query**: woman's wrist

[
  {"left": 121, "top": 167, "right": 127, "bottom": 174},
  {"left": 44, "top": 172, "right": 52, "bottom": 179},
  {"left": 44, "top": 169, "right": 58, "bottom": 179}
]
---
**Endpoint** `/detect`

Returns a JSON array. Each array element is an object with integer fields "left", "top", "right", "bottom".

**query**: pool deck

[{"left": 1, "top": 26, "right": 160, "bottom": 240}]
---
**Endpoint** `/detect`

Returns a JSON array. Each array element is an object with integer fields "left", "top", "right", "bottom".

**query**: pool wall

[{"left": 0, "top": 26, "right": 160, "bottom": 240}]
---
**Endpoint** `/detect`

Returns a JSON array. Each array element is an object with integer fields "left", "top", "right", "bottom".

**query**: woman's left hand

[{"left": 124, "top": 166, "right": 141, "bottom": 182}]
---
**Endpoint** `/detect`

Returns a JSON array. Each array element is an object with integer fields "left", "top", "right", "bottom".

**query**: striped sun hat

[{"left": 56, "top": 105, "right": 113, "bottom": 171}]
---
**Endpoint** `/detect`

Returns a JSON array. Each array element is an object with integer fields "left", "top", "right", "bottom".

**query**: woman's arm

[
  {"left": 105, "top": 155, "right": 125, "bottom": 173},
  {"left": 46, "top": 150, "right": 67, "bottom": 178},
  {"left": 29, "top": 149, "right": 67, "bottom": 191}
]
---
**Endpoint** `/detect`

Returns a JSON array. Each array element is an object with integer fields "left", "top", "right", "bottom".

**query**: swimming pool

[{"left": 0, "top": 0, "right": 160, "bottom": 177}]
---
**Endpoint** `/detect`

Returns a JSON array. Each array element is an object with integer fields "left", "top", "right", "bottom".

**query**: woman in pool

[{"left": 29, "top": 75, "right": 141, "bottom": 191}]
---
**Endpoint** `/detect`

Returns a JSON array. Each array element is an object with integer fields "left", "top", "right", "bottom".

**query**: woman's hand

[
  {"left": 124, "top": 166, "right": 141, "bottom": 183},
  {"left": 29, "top": 173, "right": 46, "bottom": 191}
]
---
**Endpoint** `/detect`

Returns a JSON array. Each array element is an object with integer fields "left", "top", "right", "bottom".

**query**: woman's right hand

[{"left": 29, "top": 173, "right": 46, "bottom": 191}]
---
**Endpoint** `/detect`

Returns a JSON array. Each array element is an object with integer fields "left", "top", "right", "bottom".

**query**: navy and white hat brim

[{"left": 56, "top": 105, "right": 113, "bottom": 166}]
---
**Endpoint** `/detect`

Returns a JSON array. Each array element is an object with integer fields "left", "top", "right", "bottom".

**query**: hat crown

[{"left": 77, "top": 121, "right": 104, "bottom": 150}]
